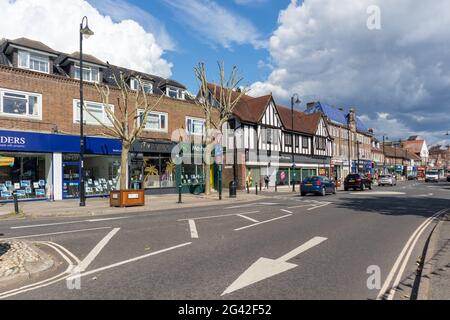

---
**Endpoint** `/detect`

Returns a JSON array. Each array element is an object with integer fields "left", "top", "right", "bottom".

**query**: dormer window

[
  {"left": 166, "top": 87, "right": 185, "bottom": 100},
  {"left": 74, "top": 64, "right": 99, "bottom": 83},
  {"left": 18, "top": 50, "right": 49, "bottom": 73},
  {"left": 130, "top": 78, "right": 153, "bottom": 94}
]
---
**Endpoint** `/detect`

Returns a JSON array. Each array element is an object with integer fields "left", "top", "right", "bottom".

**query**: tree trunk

[{"left": 120, "top": 142, "right": 130, "bottom": 190}]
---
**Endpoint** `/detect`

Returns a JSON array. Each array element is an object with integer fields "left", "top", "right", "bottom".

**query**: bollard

[
  {"left": 256, "top": 183, "right": 258, "bottom": 195},
  {"left": 177, "top": 184, "right": 182, "bottom": 204},
  {"left": 247, "top": 183, "right": 250, "bottom": 194},
  {"left": 275, "top": 183, "right": 278, "bottom": 192},
  {"left": 13, "top": 192, "right": 20, "bottom": 215}
]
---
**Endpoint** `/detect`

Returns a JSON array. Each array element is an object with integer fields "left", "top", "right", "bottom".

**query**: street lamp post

[
  {"left": 356, "top": 141, "right": 361, "bottom": 174},
  {"left": 79, "top": 16, "right": 94, "bottom": 207},
  {"left": 291, "top": 94, "right": 301, "bottom": 192},
  {"left": 383, "top": 135, "right": 388, "bottom": 175}
]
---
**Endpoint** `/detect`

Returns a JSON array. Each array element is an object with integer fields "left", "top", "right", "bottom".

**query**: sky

[{"left": 0, "top": 0, "right": 449, "bottom": 146}]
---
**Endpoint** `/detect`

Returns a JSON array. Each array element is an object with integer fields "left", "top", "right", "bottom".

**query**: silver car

[{"left": 379, "top": 174, "right": 397, "bottom": 186}]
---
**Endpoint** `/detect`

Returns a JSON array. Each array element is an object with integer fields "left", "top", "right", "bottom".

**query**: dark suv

[{"left": 344, "top": 174, "right": 372, "bottom": 191}]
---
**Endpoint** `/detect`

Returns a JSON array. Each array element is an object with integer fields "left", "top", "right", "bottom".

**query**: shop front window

[
  {"left": 62, "top": 154, "right": 119, "bottom": 199},
  {"left": 142, "top": 154, "right": 177, "bottom": 189},
  {"left": 84, "top": 155, "right": 120, "bottom": 197},
  {"left": 0, "top": 154, "right": 48, "bottom": 201},
  {"left": 181, "top": 164, "right": 204, "bottom": 186}
]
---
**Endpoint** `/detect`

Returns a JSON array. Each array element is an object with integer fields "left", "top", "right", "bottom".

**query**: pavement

[
  {"left": 0, "top": 180, "right": 448, "bottom": 300},
  {"left": 0, "top": 190, "right": 268, "bottom": 219},
  {"left": 0, "top": 240, "right": 54, "bottom": 288},
  {"left": 417, "top": 210, "right": 450, "bottom": 300}
]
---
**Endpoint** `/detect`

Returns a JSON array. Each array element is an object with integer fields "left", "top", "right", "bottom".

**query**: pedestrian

[
  {"left": 246, "top": 171, "right": 253, "bottom": 192},
  {"left": 264, "top": 175, "right": 270, "bottom": 190}
]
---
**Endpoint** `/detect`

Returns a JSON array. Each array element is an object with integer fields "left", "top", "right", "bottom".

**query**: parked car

[
  {"left": 447, "top": 175, "right": 450, "bottom": 182},
  {"left": 425, "top": 170, "right": 440, "bottom": 183},
  {"left": 344, "top": 174, "right": 373, "bottom": 191},
  {"left": 407, "top": 175, "right": 418, "bottom": 181},
  {"left": 301, "top": 176, "right": 336, "bottom": 196},
  {"left": 379, "top": 174, "right": 397, "bottom": 186}
]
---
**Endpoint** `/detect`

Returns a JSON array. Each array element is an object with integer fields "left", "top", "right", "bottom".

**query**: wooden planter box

[{"left": 110, "top": 190, "right": 145, "bottom": 208}]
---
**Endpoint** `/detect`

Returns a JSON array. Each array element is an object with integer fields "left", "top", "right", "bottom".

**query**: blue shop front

[{"left": 0, "top": 130, "right": 121, "bottom": 202}]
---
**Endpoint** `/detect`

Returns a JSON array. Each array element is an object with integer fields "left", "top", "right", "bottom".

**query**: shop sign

[{"left": 0, "top": 130, "right": 121, "bottom": 155}]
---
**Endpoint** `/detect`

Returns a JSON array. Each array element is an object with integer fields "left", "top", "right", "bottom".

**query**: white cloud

[
  {"left": 0, "top": 0, "right": 173, "bottom": 78},
  {"left": 253, "top": 0, "right": 450, "bottom": 144},
  {"left": 163, "top": 0, "right": 266, "bottom": 49}
]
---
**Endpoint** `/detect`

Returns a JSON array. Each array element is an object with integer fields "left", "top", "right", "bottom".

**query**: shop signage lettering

[{"left": 0, "top": 136, "right": 26, "bottom": 145}]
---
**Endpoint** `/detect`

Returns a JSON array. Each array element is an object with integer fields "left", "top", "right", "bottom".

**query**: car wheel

[
  {"left": 333, "top": 187, "right": 337, "bottom": 194},
  {"left": 368, "top": 184, "right": 372, "bottom": 190},
  {"left": 321, "top": 187, "right": 326, "bottom": 196},
  {"left": 344, "top": 187, "right": 349, "bottom": 191},
  {"left": 360, "top": 183, "right": 365, "bottom": 191}
]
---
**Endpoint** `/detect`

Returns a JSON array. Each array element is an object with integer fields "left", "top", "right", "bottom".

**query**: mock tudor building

[
  {"left": 206, "top": 84, "right": 333, "bottom": 189},
  {"left": 0, "top": 37, "right": 210, "bottom": 202}
]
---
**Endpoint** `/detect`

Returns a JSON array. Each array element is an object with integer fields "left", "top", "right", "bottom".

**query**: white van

[{"left": 425, "top": 170, "right": 440, "bottom": 183}]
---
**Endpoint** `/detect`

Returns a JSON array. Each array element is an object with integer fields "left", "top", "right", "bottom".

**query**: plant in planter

[
  {"left": 144, "top": 164, "right": 159, "bottom": 188},
  {"left": 87, "top": 67, "right": 163, "bottom": 207},
  {"left": 165, "top": 160, "right": 176, "bottom": 182}
]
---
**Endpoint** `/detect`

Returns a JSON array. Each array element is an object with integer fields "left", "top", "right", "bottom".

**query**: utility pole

[{"left": 382, "top": 135, "right": 387, "bottom": 175}]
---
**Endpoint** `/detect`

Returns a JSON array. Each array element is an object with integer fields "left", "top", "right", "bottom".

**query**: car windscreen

[
  {"left": 347, "top": 175, "right": 360, "bottom": 179},
  {"left": 303, "top": 176, "right": 322, "bottom": 182}
]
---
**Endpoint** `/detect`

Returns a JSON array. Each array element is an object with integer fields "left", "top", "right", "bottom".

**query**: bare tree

[
  {"left": 194, "top": 62, "right": 248, "bottom": 195},
  {"left": 83, "top": 71, "right": 163, "bottom": 190}
]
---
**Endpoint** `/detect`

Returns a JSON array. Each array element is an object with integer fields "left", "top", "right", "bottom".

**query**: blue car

[{"left": 301, "top": 176, "right": 336, "bottom": 196}]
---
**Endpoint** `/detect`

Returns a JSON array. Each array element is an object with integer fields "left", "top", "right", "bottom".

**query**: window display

[
  {"left": 181, "top": 164, "right": 204, "bottom": 186},
  {"left": 0, "top": 154, "right": 49, "bottom": 201},
  {"left": 62, "top": 154, "right": 120, "bottom": 199},
  {"left": 142, "top": 154, "right": 176, "bottom": 189}
]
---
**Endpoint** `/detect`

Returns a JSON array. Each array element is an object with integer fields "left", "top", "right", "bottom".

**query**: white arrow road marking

[
  {"left": 237, "top": 215, "right": 259, "bottom": 223},
  {"left": 67, "top": 242, "right": 192, "bottom": 282},
  {"left": 188, "top": 220, "right": 199, "bottom": 239},
  {"left": 226, "top": 203, "right": 279, "bottom": 209},
  {"left": 178, "top": 211, "right": 260, "bottom": 222},
  {"left": 222, "top": 237, "right": 328, "bottom": 296},
  {"left": 307, "top": 202, "right": 331, "bottom": 211},
  {"left": 280, "top": 209, "right": 293, "bottom": 214},
  {"left": 234, "top": 214, "right": 292, "bottom": 231},
  {"left": 71, "top": 228, "right": 120, "bottom": 274}
]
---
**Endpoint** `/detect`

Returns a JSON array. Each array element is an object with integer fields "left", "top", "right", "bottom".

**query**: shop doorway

[{"left": 62, "top": 161, "right": 80, "bottom": 199}]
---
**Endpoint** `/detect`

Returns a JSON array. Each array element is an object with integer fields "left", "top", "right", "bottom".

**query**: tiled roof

[
  {"left": 8, "top": 37, "right": 58, "bottom": 55},
  {"left": 384, "top": 146, "right": 420, "bottom": 160},
  {"left": 207, "top": 83, "right": 272, "bottom": 123},
  {"left": 401, "top": 140, "right": 424, "bottom": 154},
  {"left": 67, "top": 52, "right": 107, "bottom": 66},
  {"left": 276, "top": 105, "right": 322, "bottom": 135}
]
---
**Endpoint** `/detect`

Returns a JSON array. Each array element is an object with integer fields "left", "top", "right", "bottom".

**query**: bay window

[
  {"left": 0, "top": 88, "right": 42, "bottom": 119},
  {"left": 18, "top": 50, "right": 50, "bottom": 74},
  {"left": 73, "top": 100, "right": 114, "bottom": 126}
]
